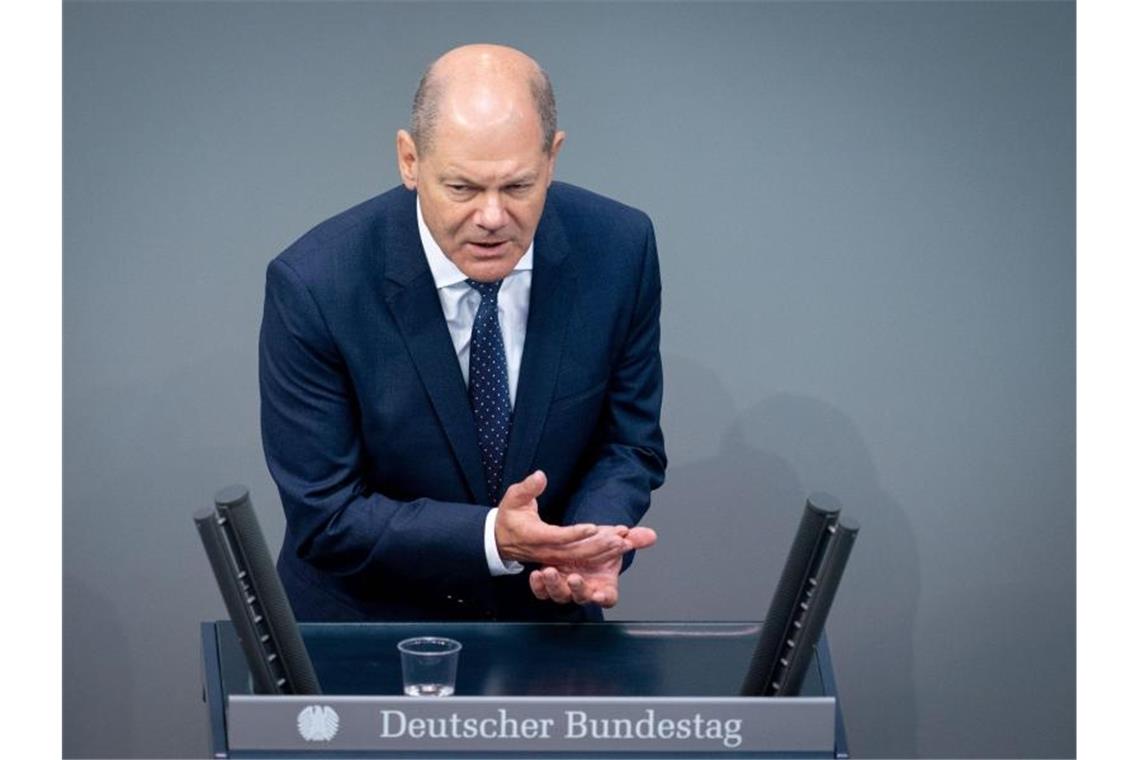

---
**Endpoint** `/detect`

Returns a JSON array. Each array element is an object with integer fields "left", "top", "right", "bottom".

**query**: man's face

[{"left": 397, "top": 113, "right": 564, "bottom": 283}]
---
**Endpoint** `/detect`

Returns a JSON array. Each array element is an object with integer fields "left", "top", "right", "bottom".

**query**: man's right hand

[{"left": 494, "top": 470, "right": 631, "bottom": 566}]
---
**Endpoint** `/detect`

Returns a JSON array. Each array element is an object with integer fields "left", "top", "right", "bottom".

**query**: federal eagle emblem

[{"left": 297, "top": 704, "right": 339, "bottom": 742}]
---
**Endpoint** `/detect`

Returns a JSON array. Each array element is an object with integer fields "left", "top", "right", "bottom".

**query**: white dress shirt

[{"left": 416, "top": 198, "right": 529, "bottom": 576}]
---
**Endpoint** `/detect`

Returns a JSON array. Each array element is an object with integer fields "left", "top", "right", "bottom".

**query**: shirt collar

[{"left": 417, "top": 195, "right": 534, "bottom": 290}]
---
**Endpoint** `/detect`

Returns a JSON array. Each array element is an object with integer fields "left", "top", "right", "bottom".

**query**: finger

[
  {"left": 543, "top": 567, "right": 573, "bottom": 603},
  {"left": 528, "top": 521, "right": 600, "bottom": 548},
  {"left": 626, "top": 526, "right": 658, "bottom": 550},
  {"left": 592, "top": 581, "right": 619, "bottom": 608},
  {"left": 542, "top": 567, "right": 573, "bottom": 604},
  {"left": 543, "top": 533, "right": 626, "bottom": 565},
  {"left": 528, "top": 570, "right": 549, "bottom": 600},
  {"left": 498, "top": 470, "right": 548, "bottom": 511},
  {"left": 597, "top": 528, "right": 642, "bottom": 558},
  {"left": 566, "top": 573, "right": 593, "bottom": 605},
  {"left": 606, "top": 526, "right": 635, "bottom": 553}
]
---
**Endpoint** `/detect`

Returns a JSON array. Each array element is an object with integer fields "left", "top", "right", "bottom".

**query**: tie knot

[{"left": 466, "top": 279, "right": 503, "bottom": 299}]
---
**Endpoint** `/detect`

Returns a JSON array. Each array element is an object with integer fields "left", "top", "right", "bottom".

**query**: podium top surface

[{"left": 214, "top": 620, "right": 829, "bottom": 698}]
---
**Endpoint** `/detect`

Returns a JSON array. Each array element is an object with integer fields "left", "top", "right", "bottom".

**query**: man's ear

[
  {"left": 396, "top": 130, "right": 419, "bottom": 190},
  {"left": 546, "top": 130, "right": 566, "bottom": 184}
]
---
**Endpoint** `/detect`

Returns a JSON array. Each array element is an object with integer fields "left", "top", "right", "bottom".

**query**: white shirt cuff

[{"left": 484, "top": 508, "right": 524, "bottom": 576}]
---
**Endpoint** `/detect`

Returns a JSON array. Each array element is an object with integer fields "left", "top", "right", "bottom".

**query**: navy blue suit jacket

[{"left": 259, "top": 182, "right": 666, "bottom": 622}]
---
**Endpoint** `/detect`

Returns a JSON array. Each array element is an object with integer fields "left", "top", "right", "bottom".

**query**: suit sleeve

[
  {"left": 259, "top": 257, "right": 491, "bottom": 597},
  {"left": 561, "top": 217, "right": 667, "bottom": 561}
]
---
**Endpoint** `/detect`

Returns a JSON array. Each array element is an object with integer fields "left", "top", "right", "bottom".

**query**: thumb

[{"left": 498, "top": 470, "right": 548, "bottom": 510}]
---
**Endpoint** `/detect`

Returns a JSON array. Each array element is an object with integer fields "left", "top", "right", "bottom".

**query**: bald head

[{"left": 410, "top": 44, "right": 557, "bottom": 155}]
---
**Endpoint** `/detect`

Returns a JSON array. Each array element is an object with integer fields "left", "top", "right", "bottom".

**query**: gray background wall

[{"left": 63, "top": 1, "right": 1075, "bottom": 757}]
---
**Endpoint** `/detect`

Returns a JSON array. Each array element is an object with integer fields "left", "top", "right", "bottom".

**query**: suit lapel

[
  {"left": 502, "top": 204, "right": 575, "bottom": 489},
  {"left": 382, "top": 192, "right": 490, "bottom": 505}
]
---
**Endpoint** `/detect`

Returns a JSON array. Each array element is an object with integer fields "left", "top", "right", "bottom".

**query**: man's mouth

[{"left": 468, "top": 240, "right": 509, "bottom": 255}]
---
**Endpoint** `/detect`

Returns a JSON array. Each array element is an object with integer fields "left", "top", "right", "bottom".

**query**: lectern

[
  {"left": 200, "top": 619, "right": 849, "bottom": 758},
  {"left": 197, "top": 488, "right": 855, "bottom": 758}
]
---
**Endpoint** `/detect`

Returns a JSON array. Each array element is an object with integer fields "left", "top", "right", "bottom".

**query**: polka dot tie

[{"left": 467, "top": 279, "right": 512, "bottom": 503}]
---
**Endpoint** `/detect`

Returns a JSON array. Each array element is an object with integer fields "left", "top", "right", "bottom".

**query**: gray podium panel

[
  {"left": 201, "top": 621, "right": 850, "bottom": 758},
  {"left": 229, "top": 695, "right": 834, "bottom": 754}
]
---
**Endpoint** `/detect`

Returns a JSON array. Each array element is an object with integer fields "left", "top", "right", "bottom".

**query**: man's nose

[{"left": 475, "top": 194, "right": 507, "bottom": 231}]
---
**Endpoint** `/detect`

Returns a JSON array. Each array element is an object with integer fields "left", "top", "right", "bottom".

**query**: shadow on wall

[
  {"left": 63, "top": 344, "right": 270, "bottom": 759},
  {"left": 63, "top": 575, "right": 134, "bottom": 759},
  {"left": 635, "top": 356, "right": 920, "bottom": 757}
]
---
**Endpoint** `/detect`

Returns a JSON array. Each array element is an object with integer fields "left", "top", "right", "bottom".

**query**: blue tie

[{"left": 467, "top": 279, "right": 512, "bottom": 503}]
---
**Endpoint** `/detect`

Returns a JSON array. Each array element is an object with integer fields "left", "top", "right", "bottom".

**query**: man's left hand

[{"left": 528, "top": 525, "right": 657, "bottom": 608}]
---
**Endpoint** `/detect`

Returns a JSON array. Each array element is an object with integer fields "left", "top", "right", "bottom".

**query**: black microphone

[
  {"left": 773, "top": 514, "right": 859, "bottom": 696},
  {"left": 194, "top": 485, "right": 321, "bottom": 695},
  {"left": 741, "top": 493, "right": 857, "bottom": 696}
]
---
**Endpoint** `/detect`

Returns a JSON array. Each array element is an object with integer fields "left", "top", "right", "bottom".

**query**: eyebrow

[{"left": 440, "top": 172, "right": 538, "bottom": 187}]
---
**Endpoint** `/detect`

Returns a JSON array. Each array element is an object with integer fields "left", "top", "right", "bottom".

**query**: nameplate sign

[{"left": 227, "top": 695, "right": 835, "bottom": 754}]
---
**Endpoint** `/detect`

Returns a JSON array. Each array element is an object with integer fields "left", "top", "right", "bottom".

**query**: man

[{"left": 260, "top": 44, "right": 665, "bottom": 622}]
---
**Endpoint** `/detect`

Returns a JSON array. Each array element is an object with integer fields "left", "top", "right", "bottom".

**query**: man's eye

[
  {"left": 506, "top": 184, "right": 531, "bottom": 193},
  {"left": 447, "top": 184, "right": 472, "bottom": 193}
]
